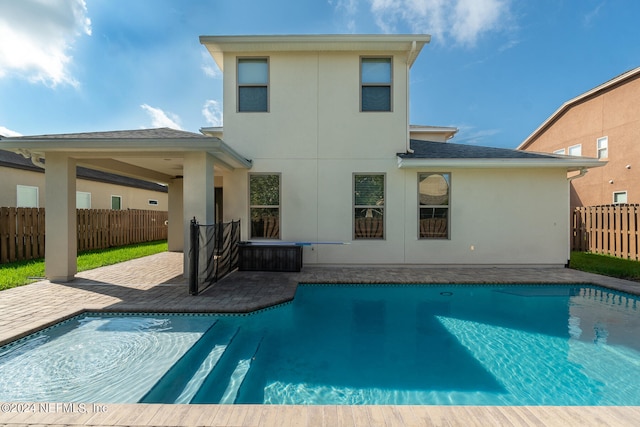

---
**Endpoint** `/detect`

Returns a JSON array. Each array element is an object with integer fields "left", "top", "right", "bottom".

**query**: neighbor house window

[
  {"left": 553, "top": 148, "right": 566, "bottom": 155},
  {"left": 568, "top": 144, "right": 582, "bottom": 156},
  {"left": 418, "top": 173, "right": 450, "bottom": 239},
  {"left": 613, "top": 191, "right": 627, "bottom": 204},
  {"left": 360, "top": 57, "right": 392, "bottom": 112},
  {"left": 354, "top": 174, "right": 385, "bottom": 239},
  {"left": 237, "top": 57, "right": 269, "bottom": 112},
  {"left": 111, "top": 195, "right": 122, "bottom": 210},
  {"left": 16, "top": 185, "right": 38, "bottom": 208},
  {"left": 249, "top": 173, "right": 280, "bottom": 239},
  {"left": 597, "top": 137, "right": 608, "bottom": 159},
  {"left": 76, "top": 192, "right": 91, "bottom": 209},
  {"left": 148, "top": 199, "right": 159, "bottom": 206}
]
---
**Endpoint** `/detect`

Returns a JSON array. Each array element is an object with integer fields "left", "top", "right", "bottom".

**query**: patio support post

[
  {"left": 167, "top": 177, "right": 184, "bottom": 252},
  {"left": 182, "top": 152, "right": 215, "bottom": 278},
  {"left": 44, "top": 152, "right": 77, "bottom": 281}
]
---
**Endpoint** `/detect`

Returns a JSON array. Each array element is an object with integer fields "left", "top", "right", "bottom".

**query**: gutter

[{"left": 397, "top": 157, "right": 606, "bottom": 171}]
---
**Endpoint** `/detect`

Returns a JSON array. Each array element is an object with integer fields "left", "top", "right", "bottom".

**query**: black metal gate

[{"left": 188, "top": 218, "right": 241, "bottom": 295}]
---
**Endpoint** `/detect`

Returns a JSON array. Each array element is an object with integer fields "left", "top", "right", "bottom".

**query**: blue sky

[{"left": 1, "top": 0, "right": 639, "bottom": 148}]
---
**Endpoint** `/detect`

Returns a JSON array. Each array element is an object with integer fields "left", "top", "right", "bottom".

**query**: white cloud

[
  {"left": 0, "top": 0, "right": 91, "bottom": 87},
  {"left": 366, "top": 0, "right": 511, "bottom": 47},
  {"left": 0, "top": 126, "right": 22, "bottom": 137},
  {"left": 201, "top": 51, "right": 221, "bottom": 78},
  {"left": 140, "top": 104, "right": 182, "bottom": 130},
  {"left": 202, "top": 100, "right": 223, "bottom": 127},
  {"left": 329, "top": 0, "right": 359, "bottom": 33},
  {"left": 583, "top": 2, "right": 604, "bottom": 27},
  {"left": 454, "top": 125, "right": 501, "bottom": 145}
]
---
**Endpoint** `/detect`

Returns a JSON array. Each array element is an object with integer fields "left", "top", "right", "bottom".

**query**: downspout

[
  {"left": 406, "top": 41, "right": 417, "bottom": 154},
  {"left": 566, "top": 167, "right": 588, "bottom": 266}
]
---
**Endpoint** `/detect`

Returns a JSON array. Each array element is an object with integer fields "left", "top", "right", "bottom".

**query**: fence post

[{"left": 189, "top": 217, "right": 200, "bottom": 296}]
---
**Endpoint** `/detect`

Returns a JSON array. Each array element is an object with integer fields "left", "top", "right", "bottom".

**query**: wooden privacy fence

[
  {"left": 0, "top": 207, "right": 168, "bottom": 264},
  {"left": 572, "top": 204, "right": 640, "bottom": 260}
]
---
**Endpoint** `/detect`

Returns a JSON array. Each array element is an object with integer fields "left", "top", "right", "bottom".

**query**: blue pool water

[{"left": 1, "top": 284, "right": 639, "bottom": 405}]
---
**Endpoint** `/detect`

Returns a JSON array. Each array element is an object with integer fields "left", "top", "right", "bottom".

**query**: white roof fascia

[
  {"left": 397, "top": 157, "right": 606, "bottom": 172},
  {"left": 0, "top": 137, "right": 252, "bottom": 169},
  {"left": 200, "top": 34, "right": 431, "bottom": 71}
]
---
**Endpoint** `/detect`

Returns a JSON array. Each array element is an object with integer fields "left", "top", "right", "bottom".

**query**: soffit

[{"left": 200, "top": 34, "right": 431, "bottom": 70}]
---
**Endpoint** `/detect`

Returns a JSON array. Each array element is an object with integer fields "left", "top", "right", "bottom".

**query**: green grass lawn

[
  {"left": 0, "top": 240, "right": 168, "bottom": 291},
  {"left": 569, "top": 251, "right": 640, "bottom": 281}
]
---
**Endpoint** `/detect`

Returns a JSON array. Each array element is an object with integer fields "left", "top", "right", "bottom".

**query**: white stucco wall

[{"left": 218, "top": 47, "right": 571, "bottom": 266}]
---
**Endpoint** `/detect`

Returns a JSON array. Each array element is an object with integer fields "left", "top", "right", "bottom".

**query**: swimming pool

[{"left": 0, "top": 284, "right": 639, "bottom": 405}]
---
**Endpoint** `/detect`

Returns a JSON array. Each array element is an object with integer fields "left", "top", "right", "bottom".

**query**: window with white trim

[
  {"left": 568, "top": 144, "right": 582, "bottom": 156},
  {"left": 249, "top": 173, "right": 280, "bottom": 239},
  {"left": 148, "top": 199, "right": 159, "bottom": 206},
  {"left": 16, "top": 185, "right": 38, "bottom": 208},
  {"left": 111, "top": 195, "right": 122, "bottom": 210},
  {"left": 613, "top": 191, "right": 627, "bottom": 204},
  {"left": 237, "top": 57, "right": 269, "bottom": 112},
  {"left": 76, "top": 192, "right": 91, "bottom": 209},
  {"left": 360, "top": 57, "right": 392, "bottom": 112},
  {"left": 418, "top": 173, "right": 450, "bottom": 239},
  {"left": 354, "top": 174, "right": 385, "bottom": 239},
  {"left": 597, "top": 137, "right": 608, "bottom": 159},
  {"left": 553, "top": 148, "right": 566, "bottom": 155}
]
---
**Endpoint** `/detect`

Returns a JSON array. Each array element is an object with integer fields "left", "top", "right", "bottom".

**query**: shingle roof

[
  {"left": 5, "top": 127, "right": 206, "bottom": 140},
  {"left": 0, "top": 150, "right": 167, "bottom": 193},
  {"left": 399, "top": 140, "right": 562, "bottom": 160}
]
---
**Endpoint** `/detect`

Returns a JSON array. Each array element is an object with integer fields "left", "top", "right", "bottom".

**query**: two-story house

[
  {"left": 199, "top": 34, "right": 602, "bottom": 266},
  {"left": 518, "top": 67, "right": 640, "bottom": 209},
  {"left": 0, "top": 34, "right": 603, "bottom": 281}
]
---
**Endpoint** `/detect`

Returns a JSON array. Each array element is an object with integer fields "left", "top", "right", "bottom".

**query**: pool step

[
  {"left": 190, "top": 329, "right": 264, "bottom": 404},
  {"left": 139, "top": 321, "right": 239, "bottom": 404}
]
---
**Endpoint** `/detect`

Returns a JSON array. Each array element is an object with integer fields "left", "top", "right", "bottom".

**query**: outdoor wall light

[
  {"left": 609, "top": 179, "right": 614, "bottom": 184},
  {"left": 626, "top": 164, "right": 632, "bottom": 169}
]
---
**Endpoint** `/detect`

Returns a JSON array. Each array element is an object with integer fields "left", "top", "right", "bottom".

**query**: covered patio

[{"left": 0, "top": 127, "right": 251, "bottom": 281}]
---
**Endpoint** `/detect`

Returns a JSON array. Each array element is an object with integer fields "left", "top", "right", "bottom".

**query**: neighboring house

[
  {"left": 199, "top": 34, "right": 602, "bottom": 266},
  {"left": 518, "top": 67, "right": 640, "bottom": 209},
  {"left": 0, "top": 149, "right": 168, "bottom": 210},
  {"left": 0, "top": 34, "right": 604, "bottom": 281}
]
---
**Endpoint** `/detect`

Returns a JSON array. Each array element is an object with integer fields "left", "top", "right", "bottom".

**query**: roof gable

[{"left": 519, "top": 67, "right": 640, "bottom": 150}]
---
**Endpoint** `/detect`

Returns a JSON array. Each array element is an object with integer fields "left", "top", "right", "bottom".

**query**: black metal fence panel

[{"left": 189, "top": 218, "right": 241, "bottom": 295}]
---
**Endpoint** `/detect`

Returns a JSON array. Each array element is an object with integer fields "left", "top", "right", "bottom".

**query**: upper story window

[
  {"left": 568, "top": 144, "right": 582, "bottom": 156},
  {"left": 360, "top": 57, "right": 392, "bottom": 112},
  {"left": 553, "top": 148, "right": 566, "bottom": 155},
  {"left": 597, "top": 136, "right": 608, "bottom": 159},
  {"left": 237, "top": 58, "right": 269, "bottom": 112}
]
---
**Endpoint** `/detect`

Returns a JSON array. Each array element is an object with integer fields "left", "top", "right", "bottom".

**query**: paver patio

[{"left": 1, "top": 251, "right": 639, "bottom": 426}]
